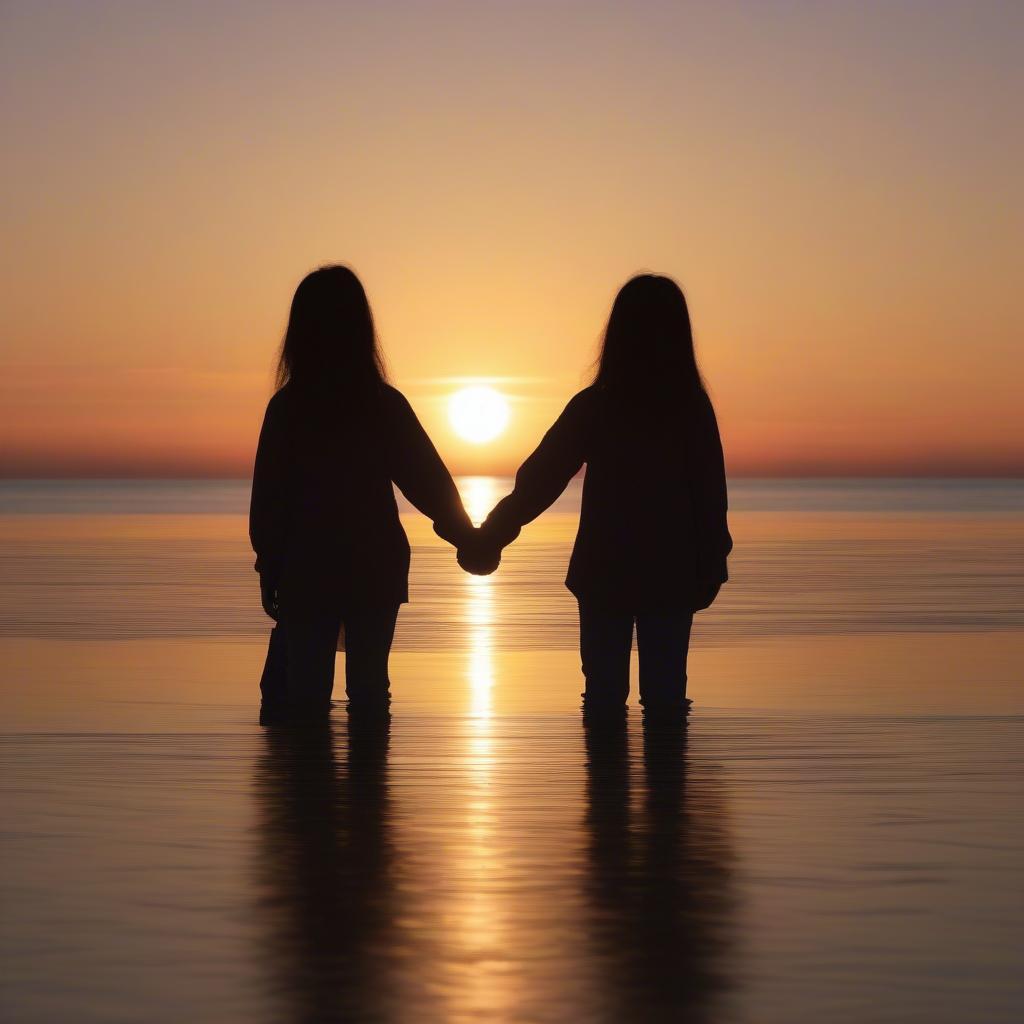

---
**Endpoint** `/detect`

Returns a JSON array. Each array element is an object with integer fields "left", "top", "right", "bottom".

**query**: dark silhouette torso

[
  {"left": 485, "top": 385, "right": 732, "bottom": 608},
  {"left": 250, "top": 383, "right": 470, "bottom": 611}
]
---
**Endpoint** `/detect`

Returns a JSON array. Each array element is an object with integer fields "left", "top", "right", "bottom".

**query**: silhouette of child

[
  {"left": 252, "top": 266, "right": 473, "bottom": 722},
  {"left": 459, "top": 275, "right": 731, "bottom": 716}
]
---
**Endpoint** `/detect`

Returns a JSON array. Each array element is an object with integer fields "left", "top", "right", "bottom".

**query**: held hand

[
  {"left": 457, "top": 531, "right": 502, "bottom": 576},
  {"left": 457, "top": 545, "right": 501, "bottom": 576},
  {"left": 260, "top": 578, "right": 280, "bottom": 621}
]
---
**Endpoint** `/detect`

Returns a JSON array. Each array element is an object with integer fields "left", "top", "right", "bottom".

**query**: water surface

[{"left": 1, "top": 478, "right": 1022, "bottom": 1022}]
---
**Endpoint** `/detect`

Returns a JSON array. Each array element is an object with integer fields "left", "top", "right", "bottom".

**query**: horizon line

[{"left": 1, "top": 472, "right": 1022, "bottom": 483}]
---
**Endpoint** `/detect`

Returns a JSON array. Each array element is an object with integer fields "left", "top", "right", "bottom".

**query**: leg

[
  {"left": 635, "top": 610, "right": 693, "bottom": 713},
  {"left": 343, "top": 606, "right": 400, "bottom": 712},
  {"left": 282, "top": 608, "right": 343, "bottom": 716},
  {"left": 578, "top": 602, "right": 634, "bottom": 712},
  {"left": 259, "top": 624, "right": 289, "bottom": 719}
]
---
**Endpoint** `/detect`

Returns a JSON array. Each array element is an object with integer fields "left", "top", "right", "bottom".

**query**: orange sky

[{"left": 1, "top": 2, "right": 1021, "bottom": 478}]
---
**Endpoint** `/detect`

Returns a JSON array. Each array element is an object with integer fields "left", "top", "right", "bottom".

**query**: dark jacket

[
  {"left": 482, "top": 385, "right": 732, "bottom": 609},
  {"left": 250, "top": 383, "right": 472, "bottom": 610}
]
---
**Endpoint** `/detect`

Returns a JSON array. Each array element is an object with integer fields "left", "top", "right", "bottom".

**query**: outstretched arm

[
  {"left": 389, "top": 391, "right": 474, "bottom": 548},
  {"left": 480, "top": 392, "right": 590, "bottom": 548}
]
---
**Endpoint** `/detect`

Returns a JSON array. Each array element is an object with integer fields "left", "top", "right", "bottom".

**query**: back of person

[
  {"left": 259, "top": 383, "right": 425, "bottom": 611},
  {"left": 471, "top": 273, "right": 731, "bottom": 717},
  {"left": 568, "top": 384, "right": 727, "bottom": 610},
  {"left": 250, "top": 266, "right": 471, "bottom": 723}
]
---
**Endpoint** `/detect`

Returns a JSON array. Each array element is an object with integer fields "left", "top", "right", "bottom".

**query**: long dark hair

[
  {"left": 594, "top": 274, "right": 704, "bottom": 407},
  {"left": 276, "top": 265, "right": 388, "bottom": 396}
]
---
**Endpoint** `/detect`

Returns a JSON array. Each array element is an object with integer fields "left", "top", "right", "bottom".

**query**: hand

[
  {"left": 458, "top": 547, "right": 501, "bottom": 576},
  {"left": 457, "top": 531, "right": 502, "bottom": 576},
  {"left": 260, "top": 578, "right": 279, "bottom": 620}
]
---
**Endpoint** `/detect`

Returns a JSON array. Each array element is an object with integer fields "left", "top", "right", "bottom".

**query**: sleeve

[
  {"left": 388, "top": 391, "right": 474, "bottom": 548},
  {"left": 481, "top": 392, "right": 589, "bottom": 547},
  {"left": 691, "top": 390, "right": 732, "bottom": 583},
  {"left": 249, "top": 394, "right": 289, "bottom": 585}
]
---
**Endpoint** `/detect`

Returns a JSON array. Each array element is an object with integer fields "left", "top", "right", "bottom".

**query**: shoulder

[
  {"left": 379, "top": 385, "right": 427, "bottom": 439},
  {"left": 262, "top": 386, "right": 291, "bottom": 425},
  {"left": 380, "top": 384, "right": 416, "bottom": 418},
  {"left": 695, "top": 387, "right": 718, "bottom": 423},
  {"left": 563, "top": 386, "right": 600, "bottom": 420}
]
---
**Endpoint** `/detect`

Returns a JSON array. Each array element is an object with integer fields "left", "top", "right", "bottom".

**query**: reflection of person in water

[
  {"left": 253, "top": 717, "right": 399, "bottom": 1022},
  {"left": 582, "top": 712, "right": 737, "bottom": 1021}
]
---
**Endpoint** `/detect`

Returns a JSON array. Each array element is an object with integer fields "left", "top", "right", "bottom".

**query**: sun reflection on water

[
  {"left": 453, "top": 476, "right": 510, "bottom": 1013},
  {"left": 458, "top": 475, "right": 504, "bottom": 528},
  {"left": 458, "top": 477, "right": 502, "bottom": 719}
]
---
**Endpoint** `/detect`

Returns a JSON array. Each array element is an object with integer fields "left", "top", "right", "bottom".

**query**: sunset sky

[{"left": 1, "top": 1, "right": 1020, "bottom": 478}]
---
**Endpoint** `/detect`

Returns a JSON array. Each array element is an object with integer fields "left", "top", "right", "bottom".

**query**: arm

[
  {"left": 389, "top": 391, "right": 473, "bottom": 547},
  {"left": 481, "top": 392, "right": 590, "bottom": 547},
  {"left": 691, "top": 390, "right": 732, "bottom": 600},
  {"left": 249, "top": 394, "right": 289, "bottom": 614}
]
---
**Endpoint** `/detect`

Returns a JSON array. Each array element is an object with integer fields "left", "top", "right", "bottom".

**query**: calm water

[{"left": 1, "top": 478, "right": 1022, "bottom": 1022}]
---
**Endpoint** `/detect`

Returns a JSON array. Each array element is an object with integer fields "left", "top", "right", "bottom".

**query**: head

[
  {"left": 594, "top": 274, "right": 703, "bottom": 401},
  {"left": 276, "top": 265, "right": 388, "bottom": 393}
]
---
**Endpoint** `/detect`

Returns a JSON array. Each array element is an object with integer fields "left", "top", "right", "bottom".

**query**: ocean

[{"left": 1, "top": 477, "right": 1022, "bottom": 1021}]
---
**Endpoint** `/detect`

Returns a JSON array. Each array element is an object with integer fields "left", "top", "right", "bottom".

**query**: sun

[{"left": 448, "top": 386, "right": 510, "bottom": 444}]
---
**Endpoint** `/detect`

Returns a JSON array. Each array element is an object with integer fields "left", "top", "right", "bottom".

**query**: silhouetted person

[
  {"left": 253, "top": 716, "right": 400, "bottom": 1022},
  {"left": 251, "top": 266, "right": 473, "bottom": 721},
  {"left": 582, "top": 712, "right": 737, "bottom": 1021},
  {"left": 461, "top": 274, "right": 731, "bottom": 715}
]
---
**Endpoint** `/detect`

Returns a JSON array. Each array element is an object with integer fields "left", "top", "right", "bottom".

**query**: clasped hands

[{"left": 456, "top": 525, "right": 505, "bottom": 577}]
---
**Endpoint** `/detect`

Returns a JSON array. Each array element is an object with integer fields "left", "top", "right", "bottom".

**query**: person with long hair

[
  {"left": 461, "top": 274, "right": 731, "bottom": 716},
  {"left": 250, "top": 265, "right": 473, "bottom": 722}
]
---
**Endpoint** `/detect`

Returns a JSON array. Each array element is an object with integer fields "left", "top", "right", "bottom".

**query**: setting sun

[{"left": 448, "top": 386, "right": 510, "bottom": 445}]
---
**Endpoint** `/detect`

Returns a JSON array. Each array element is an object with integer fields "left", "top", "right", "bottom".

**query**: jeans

[
  {"left": 260, "top": 605, "right": 400, "bottom": 715},
  {"left": 578, "top": 602, "right": 693, "bottom": 712}
]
